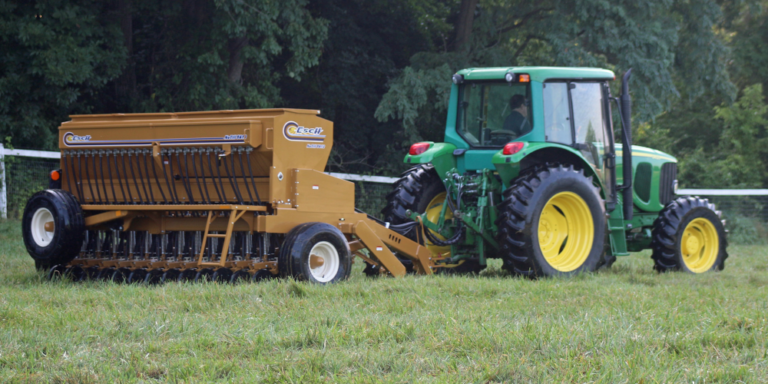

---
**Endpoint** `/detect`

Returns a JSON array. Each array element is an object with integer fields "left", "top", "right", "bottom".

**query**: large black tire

[
  {"left": 497, "top": 164, "right": 607, "bottom": 277},
  {"left": 382, "top": 164, "right": 445, "bottom": 225},
  {"left": 22, "top": 190, "right": 85, "bottom": 271},
  {"left": 651, "top": 196, "right": 727, "bottom": 273},
  {"left": 278, "top": 222, "right": 351, "bottom": 284},
  {"left": 381, "top": 164, "right": 484, "bottom": 274}
]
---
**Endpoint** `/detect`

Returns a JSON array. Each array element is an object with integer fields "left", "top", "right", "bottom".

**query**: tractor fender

[
  {"left": 492, "top": 142, "right": 606, "bottom": 198},
  {"left": 402, "top": 142, "right": 457, "bottom": 179}
]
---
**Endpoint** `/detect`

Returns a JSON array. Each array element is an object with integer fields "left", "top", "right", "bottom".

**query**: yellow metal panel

[
  {"left": 83, "top": 210, "right": 132, "bottom": 226},
  {"left": 247, "top": 121, "right": 262, "bottom": 148},
  {"left": 353, "top": 220, "right": 407, "bottom": 277},
  {"left": 264, "top": 127, "right": 274, "bottom": 149},
  {"left": 293, "top": 169, "right": 354, "bottom": 213},
  {"left": 260, "top": 210, "right": 368, "bottom": 233}
]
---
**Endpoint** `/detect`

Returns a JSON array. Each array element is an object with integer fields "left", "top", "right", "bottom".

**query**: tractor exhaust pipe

[{"left": 618, "top": 69, "right": 633, "bottom": 221}]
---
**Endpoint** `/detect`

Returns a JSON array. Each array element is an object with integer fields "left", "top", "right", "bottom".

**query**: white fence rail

[
  {"left": 677, "top": 189, "right": 768, "bottom": 196},
  {"left": 0, "top": 144, "right": 5, "bottom": 219},
  {"left": 1, "top": 145, "right": 63, "bottom": 218},
  {"left": 2, "top": 144, "right": 768, "bottom": 220}
]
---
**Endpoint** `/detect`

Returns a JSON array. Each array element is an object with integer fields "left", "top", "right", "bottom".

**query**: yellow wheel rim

[
  {"left": 537, "top": 192, "right": 594, "bottom": 272},
  {"left": 680, "top": 218, "right": 719, "bottom": 273},
  {"left": 425, "top": 192, "right": 452, "bottom": 256}
]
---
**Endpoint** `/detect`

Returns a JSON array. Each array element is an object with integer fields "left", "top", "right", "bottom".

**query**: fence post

[{"left": 0, "top": 143, "right": 6, "bottom": 219}]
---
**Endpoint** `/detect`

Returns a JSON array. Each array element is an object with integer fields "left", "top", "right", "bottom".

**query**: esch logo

[
  {"left": 63, "top": 132, "right": 92, "bottom": 144},
  {"left": 282, "top": 121, "right": 325, "bottom": 142}
]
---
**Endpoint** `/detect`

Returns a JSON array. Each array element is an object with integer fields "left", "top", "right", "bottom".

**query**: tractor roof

[{"left": 456, "top": 66, "right": 615, "bottom": 82}]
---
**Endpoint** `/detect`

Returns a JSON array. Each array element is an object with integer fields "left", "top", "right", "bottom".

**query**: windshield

[{"left": 456, "top": 82, "right": 532, "bottom": 147}]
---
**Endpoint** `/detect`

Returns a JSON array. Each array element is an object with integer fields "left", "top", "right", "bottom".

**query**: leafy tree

[
  {"left": 0, "top": 0, "right": 126, "bottom": 149},
  {"left": 677, "top": 84, "right": 767, "bottom": 187},
  {"left": 0, "top": 0, "right": 329, "bottom": 149},
  {"left": 645, "top": 0, "right": 768, "bottom": 188},
  {"left": 278, "top": 0, "right": 442, "bottom": 172},
  {"left": 102, "top": 0, "right": 328, "bottom": 113},
  {"left": 724, "top": 0, "right": 768, "bottom": 93},
  {"left": 375, "top": 0, "right": 735, "bottom": 173}
]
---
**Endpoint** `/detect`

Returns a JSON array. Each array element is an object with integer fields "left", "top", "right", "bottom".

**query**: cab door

[
  {"left": 543, "top": 81, "right": 616, "bottom": 207},
  {"left": 569, "top": 82, "right": 615, "bottom": 207}
]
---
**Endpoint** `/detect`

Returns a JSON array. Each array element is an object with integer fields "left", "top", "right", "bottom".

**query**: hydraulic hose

[{"left": 422, "top": 219, "right": 464, "bottom": 246}]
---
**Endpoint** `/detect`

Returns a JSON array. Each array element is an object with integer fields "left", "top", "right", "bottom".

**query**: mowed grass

[{"left": 0, "top": 220, "right": 767, "bottom": 383}]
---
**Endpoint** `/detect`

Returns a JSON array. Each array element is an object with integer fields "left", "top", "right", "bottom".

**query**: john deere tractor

[{"left": 382, "top": 67, "right": 728, "bottom": 277}]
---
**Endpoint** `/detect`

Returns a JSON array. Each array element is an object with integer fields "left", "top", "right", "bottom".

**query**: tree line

[{"left": 1, "top": 0, "right": 766, "bottom": 188}]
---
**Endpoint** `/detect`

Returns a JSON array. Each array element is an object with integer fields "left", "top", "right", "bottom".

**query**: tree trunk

[
  {"left": 227, "top": 36, "right": 249, "bottom": 85},
  {"left": 454, "top": 0, "right": 478, "bottom": 50}
]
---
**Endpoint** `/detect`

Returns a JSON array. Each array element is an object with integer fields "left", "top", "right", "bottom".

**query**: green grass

[{"left": 0, "top": 220, "right": 766, "bottom": 383}]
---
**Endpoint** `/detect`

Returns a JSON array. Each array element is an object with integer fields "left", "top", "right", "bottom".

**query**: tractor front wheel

[
  {"left": 651, "top": 196, "right": 727, "bottom": 273},
  {"left": 497, "top": 164, "right": 607, "bottom": 277}
]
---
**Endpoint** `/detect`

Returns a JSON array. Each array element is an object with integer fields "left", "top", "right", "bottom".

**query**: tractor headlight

[
  {"left": 452, "top": 74, "right": 464, "bottom": 84},
  {"left": 505, "top": 72, "right": 516, "bottom": 82}
]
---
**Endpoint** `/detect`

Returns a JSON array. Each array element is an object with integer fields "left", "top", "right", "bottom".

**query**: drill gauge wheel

[
  {"left": 278, "top": 223, "right": 351, "bottom": 284},
  {"left": 22, "top": 190, "right": 85, "bottom": 271}
]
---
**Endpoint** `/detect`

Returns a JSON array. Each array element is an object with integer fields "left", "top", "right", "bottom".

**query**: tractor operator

[{"left": 502, "top": 94, "right": 532, "bottom": 137}]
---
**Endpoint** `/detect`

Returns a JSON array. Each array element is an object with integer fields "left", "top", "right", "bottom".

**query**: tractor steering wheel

[{"left": 489, "top": 130, "right": 516, "bottom": 145}]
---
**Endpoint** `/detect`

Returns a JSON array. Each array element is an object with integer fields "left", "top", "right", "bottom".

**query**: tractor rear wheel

[
  {"left": 382, "top": 164, "right": 484, "bottom": 275},
  {"left": 651, "top": 196, "right": 727, "bottom": 273},
  {"left": 22, "top": 190, "right": 85, "bottom": 271},
  {"left": 497, "top": 164, "right": 607, "bottom": 277}
]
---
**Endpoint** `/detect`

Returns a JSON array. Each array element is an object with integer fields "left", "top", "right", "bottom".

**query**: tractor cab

[{"left": 440, "top": 67, "right": 618, "bottom": 194}]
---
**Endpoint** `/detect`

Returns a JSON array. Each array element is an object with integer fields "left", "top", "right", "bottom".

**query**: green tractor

[{"left": 381, "top": 67, "right": 728, "bottom": 277}]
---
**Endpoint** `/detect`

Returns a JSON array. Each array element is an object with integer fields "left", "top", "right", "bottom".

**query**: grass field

[{"left": 0, "top": 219, "right": 766, "bottom": 383}]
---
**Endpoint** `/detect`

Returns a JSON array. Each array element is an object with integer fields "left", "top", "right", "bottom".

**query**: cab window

[
  {"left": 542, "top": 81, "right": 614, "bottom": 197},
  {"left": 571, "top": 82, "right": 606, "bottom": 170},
  {"left": 457, "top": 82, "right": 532, "bottom": 147}
]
